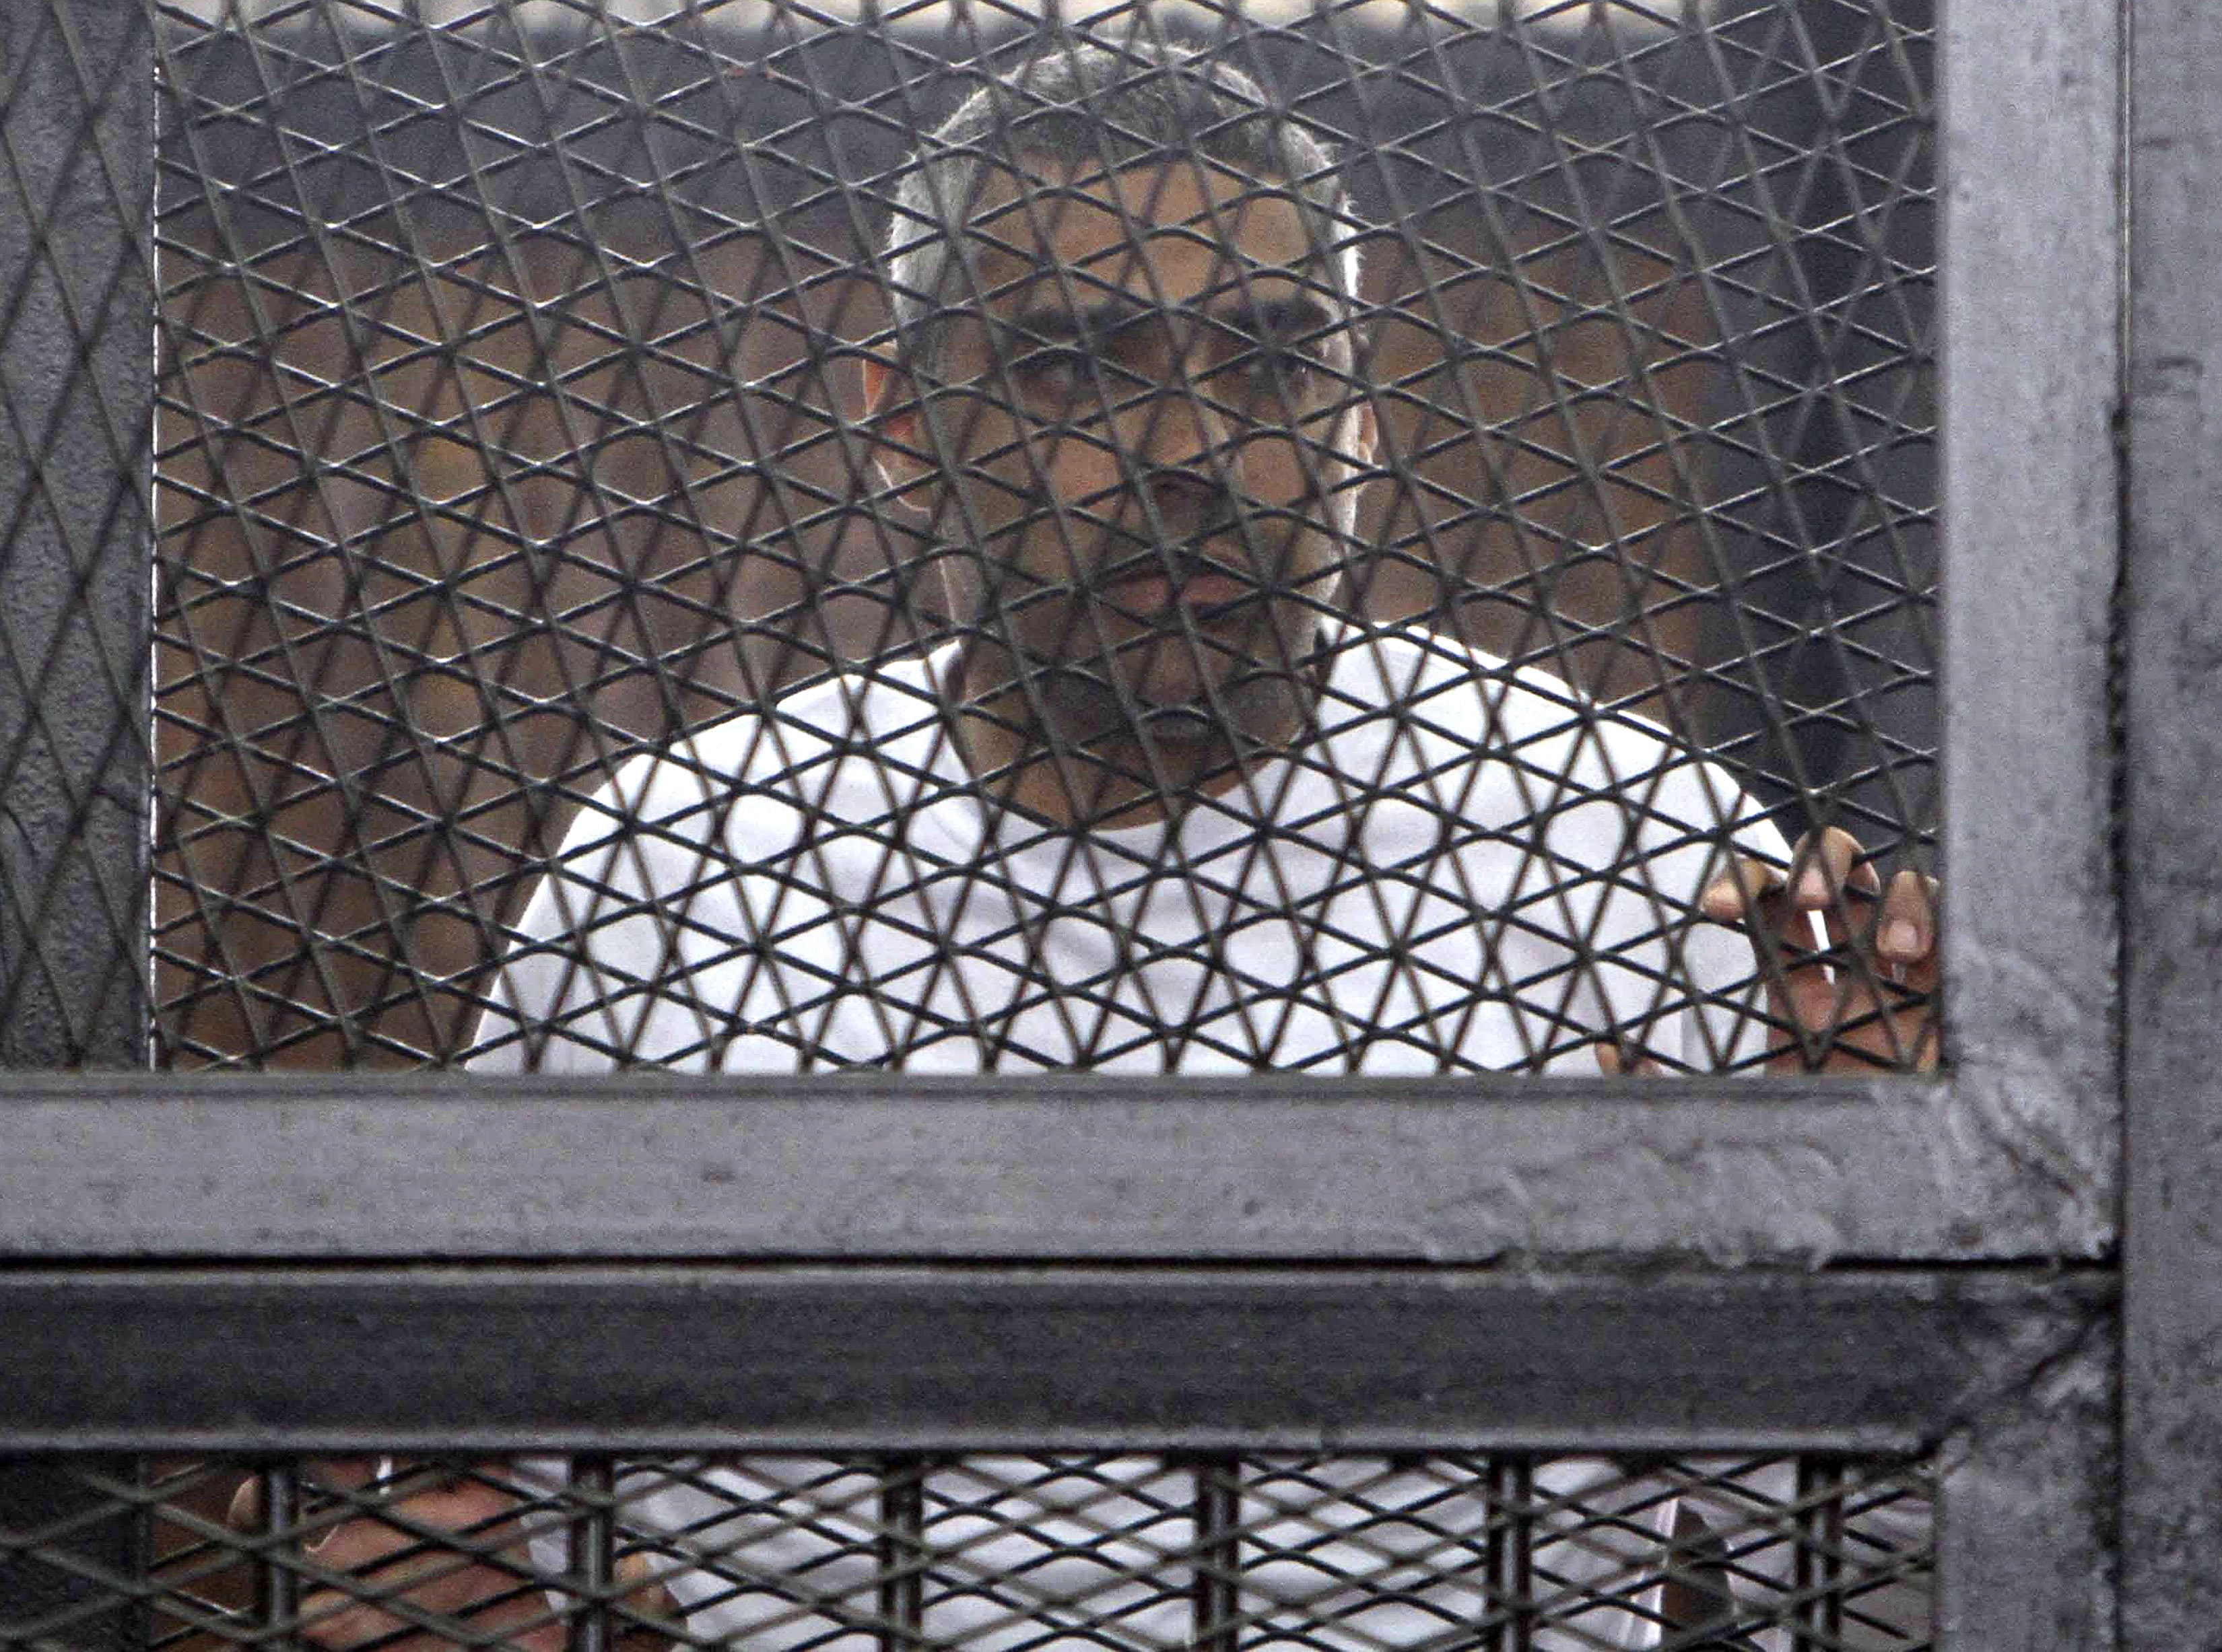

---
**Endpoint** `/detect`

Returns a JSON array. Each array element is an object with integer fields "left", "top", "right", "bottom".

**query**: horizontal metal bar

[
  {"left": 0, "top": 1264, "right": 2109, "bottom": 1452},
  {"left": 0, "top": 1072, "right": 2106, "bottom": 1264}
]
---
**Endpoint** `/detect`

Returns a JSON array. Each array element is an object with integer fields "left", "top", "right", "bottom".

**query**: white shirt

[
  {"left": 475, "top": 626, "right": 1780, "bottom": 1077},
  {"left": 477, "top": 625, "right": 1804, "bottom": 1650}
]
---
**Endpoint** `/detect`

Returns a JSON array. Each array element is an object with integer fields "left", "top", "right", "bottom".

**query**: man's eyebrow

[
  {"left": 1212, "top": 294, "right": 1341, "bottom": 348},
  {"left": 992, "top": 292, "right": 1345, "bottom": 359},
  {"left": 1001, "top": 295, "right": 1147, "bottom": 345}
]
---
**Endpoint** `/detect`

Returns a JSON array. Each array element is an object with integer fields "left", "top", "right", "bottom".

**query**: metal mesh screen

[
  {"left": 147, "top": 0, "right": 1939, "bottom": 1075},
  {"left": 3, "top": 1453, "right": 1934, "bottom": 1651}
]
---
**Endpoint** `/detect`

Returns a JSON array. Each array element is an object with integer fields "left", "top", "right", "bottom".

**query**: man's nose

[
  {"left": 1129, "top": 376, "right": 1244, "bottom": 476},
  {"left": 1138, "top": 462, "right": 1237, "bottom": 543},
  {"left": 1126, "top": 384, "right": 1245, "bottom": 529}
]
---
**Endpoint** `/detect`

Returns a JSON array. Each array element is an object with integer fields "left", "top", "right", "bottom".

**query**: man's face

[{"left": 873, "top": 160, "right": 1376, "bottom": 767}]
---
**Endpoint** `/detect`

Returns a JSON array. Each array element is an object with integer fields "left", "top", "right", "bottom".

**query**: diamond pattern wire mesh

[
  {"left": 4, "top": 6, "right": 1947, "bottom": 1647},
  {"left": 0, "top": 0, "right": 157, "bottom": 1066},
  {"left": 0, "top": 1453, "right": 1935, "bottom": 1651},
  {"left": 145, "top": 0, "right": 1939, "bottom": 1074}
]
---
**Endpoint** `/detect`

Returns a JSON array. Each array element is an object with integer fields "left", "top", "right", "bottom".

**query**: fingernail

[{"left": 1883, "top": 919, "right": 1920, "bottom": 957}]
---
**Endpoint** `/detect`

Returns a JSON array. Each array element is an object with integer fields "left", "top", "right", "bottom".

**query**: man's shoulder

[
  {"left": 1322, "top": 622, "right": 1779, "bottom": 854},
  {"left": 542, "top": 648, "right": 951, "bottom": 883},
  {"left": 599, "top": 646, "right": 955, "bottom": 830}
]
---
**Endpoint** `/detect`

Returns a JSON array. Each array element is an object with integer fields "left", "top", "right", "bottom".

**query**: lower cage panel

[{"left": 0, "top": 1453, "right": 1932, "bottom": 1651}]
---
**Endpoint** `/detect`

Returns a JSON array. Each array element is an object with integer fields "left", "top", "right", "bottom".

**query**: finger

[
  {"left": 226, "top": 1475, "right": 260, "bottom": 1533},
  {"left": 1877, "top": 868, "right": 1939, "bottom": 969},
  {"left": 1728, "top": 832, "right": 1858, "bottom": 1067},
  {"left": 616, "top": 1550, "right": 680, "bottom": 1626},
  {"left": 1786, "top": 826, "right": 1863, "bottom": 905},
  {"left": 1787, "top": 825, "right": 1878, "bottom": 932},
  {"left": 1592, "top": 1039, "right": 1669, "bottom": 1076},
  {"left": 1699, "top": 852, "right": 1782, "bottom": 924},
  {"left": 229, "top": 1460, "right": 391, "bottom": 1536},
  {"left": 1701, "top": 850, "right": 1824, "bottom": 1060},
  {"left": 1702, "top": 839, "right": 1868, "bottom": 940}
]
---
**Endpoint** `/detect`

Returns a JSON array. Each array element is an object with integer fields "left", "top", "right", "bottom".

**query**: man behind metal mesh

[
  {"left": 242, "top": 34, "right": 1937, "bottom": 1652},
  {"left": 473, "top": 43, "right": 1937, "bottom": 1080}
]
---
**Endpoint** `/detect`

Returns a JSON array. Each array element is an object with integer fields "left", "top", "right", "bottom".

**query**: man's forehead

[{"left": 962, "top": 160, "right": 1335, "bottom": 303}]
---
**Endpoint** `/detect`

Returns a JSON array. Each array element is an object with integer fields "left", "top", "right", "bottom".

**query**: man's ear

[
  {"left": 1327, "top": 393, "right": 1378, "bottom": 478},
  {"left": 1347, "top": 397, "right": 1378, "bottom": 472},
  {"left": 858, "top": 351, "right": 933, "bottom": 504}
]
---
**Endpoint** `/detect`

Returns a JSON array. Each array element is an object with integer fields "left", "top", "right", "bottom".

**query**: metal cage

[{"left": 0, "top": 0, "right": 2201, "bottom": 1643}]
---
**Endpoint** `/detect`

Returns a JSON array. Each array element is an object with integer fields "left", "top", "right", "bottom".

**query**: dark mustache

[{"left": 1094, "top": 545, "right": 1263, "bottom": 588}]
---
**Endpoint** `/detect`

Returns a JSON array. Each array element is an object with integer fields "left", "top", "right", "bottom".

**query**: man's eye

[
  {"left": 1246, "top": 349, "right": 1326, "bottom": 397},
  {"left": 1011, "top": 348, "right": 1090, "bottom": 400}
]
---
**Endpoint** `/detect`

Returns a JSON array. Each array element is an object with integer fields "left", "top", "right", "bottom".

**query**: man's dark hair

[{"left": 881, "top": 37, "right": 1363, "bottom": 378}]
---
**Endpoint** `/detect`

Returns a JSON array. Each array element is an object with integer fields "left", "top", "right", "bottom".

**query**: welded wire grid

[
  {"left": 146, "top": 0, "right": 1937, "bottom": 1071},
  {"left": 1, "top": 1453, "right": 1934, "bottom": 1651},
  {"left": 0, "top": 0, "right": 157, "bottom": 1066}
]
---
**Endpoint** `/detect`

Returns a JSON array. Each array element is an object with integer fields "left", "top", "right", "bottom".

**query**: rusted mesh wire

[
  {"left": 147, "top": 0, "right": 1938, "bottom": 1074},
  {"left": 1, "top": 1452, "right": 1935, "bottom": 1651}
]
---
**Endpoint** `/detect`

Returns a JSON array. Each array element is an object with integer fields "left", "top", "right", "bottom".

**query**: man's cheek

[
  {"left": 947, "top": 463, "right": 1046, "bottom": 548},
  {"left": 1023, "top": 423, "right": 1126, "bottom": 502}
]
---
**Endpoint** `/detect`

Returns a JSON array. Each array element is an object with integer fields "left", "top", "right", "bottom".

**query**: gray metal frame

[
  {"left": 0, "top": 0, "right": 2153, "bottom": 1646},
  {"left": 0, "top": 0, "right": 150, "bottom": 1068},
  {"left": 0, "top": 1267, "right": 2110, "bottom": 1453},
  {"left": 2122, "top": 0, "right": 2222, "bottom": 1645}
]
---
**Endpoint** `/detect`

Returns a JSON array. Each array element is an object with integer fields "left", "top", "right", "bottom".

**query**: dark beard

[{"left": 1018, "top": 617, "right": 1324, "bottom": 760}]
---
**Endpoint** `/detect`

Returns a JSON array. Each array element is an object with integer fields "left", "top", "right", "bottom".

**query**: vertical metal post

[
  {"left": 1485, "top": 1458, "right": 1533, "bottom": 1652},
  {"left": 567, "top": 1457, "right": 615, "bottom": 1652},
  {"left": 1186, "top": 1455, "right": 1240, "bottom": 1652},
  {"left": 0, "top": 0, "right": 151, "bottom": 1064},
  {"left": 2124, "top": 0, "right": 2222, "bottom": 1646},
  {"left": 1937, "top": 1324, "right": 2116, "bottom": 1651},
  {"left": 0, "top": 0, "right": 152, "bottom": 1634},
  {"left": 876, "top": 1456, "right": 925, "bottom": 1652},
  {"left": 255, "top": 1463, "right": 300, "bottom": 1649},
  {"left": 1792, "top": 1459, "right": 1846, "bottom": 1652}
]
